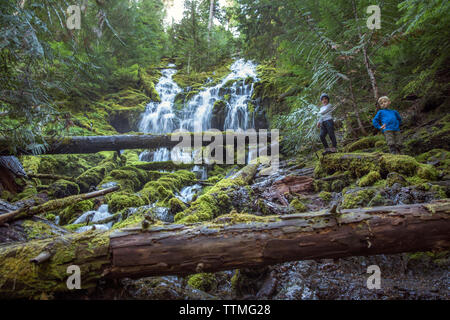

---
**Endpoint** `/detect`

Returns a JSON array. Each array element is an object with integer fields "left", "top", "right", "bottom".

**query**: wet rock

[
  {"left": 273, "top": 175, "right": 314, "bottom": 194},
  {"left": 386, "top": 172, "right": 408, "bottom": 187},
  {"left": 49, "top": 179, "right": 80, "bottom": 198},
  {"left": 256, "top": 271, "right": 278, "bottom": 299},
  {"left": 121, "top": 276, "right": 217, "bottom": 300},
  {"left": 211, "top": 100, "right": 227, "bottom": 130}
]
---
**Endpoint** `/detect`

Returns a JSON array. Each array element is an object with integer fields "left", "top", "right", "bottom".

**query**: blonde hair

[{"left": 378, "top": 96, "right": 390, "bottom": 104}]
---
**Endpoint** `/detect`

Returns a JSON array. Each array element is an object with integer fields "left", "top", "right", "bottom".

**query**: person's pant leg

[
  {"left": 384, "top": 131, "right": 396, "bottom": 153},
  {"left": 325, "top": 120, "right": 337, "bottom": 148},
  {"left": 320, "top": 123, "right": 329, "bottom": 148}
]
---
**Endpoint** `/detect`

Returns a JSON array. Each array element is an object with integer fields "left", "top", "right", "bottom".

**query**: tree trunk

[
  {"left": 346, "top": 61, "right": 368, "bottom": 135},
  {"left": 352, "top": 0, "right": 380, "bottom": 105},
  {"left": 207, "top": 0, "right": 215, "bottom": 42},
  {"left": 0, "top": 200, "right": 448, "bottom": 298},
  {"left": 0, "top": 132, "right": 272, "bottom": 156}
]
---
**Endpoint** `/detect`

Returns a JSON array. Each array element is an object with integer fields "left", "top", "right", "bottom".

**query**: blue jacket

[{"left": 372, "top": 109, "right": 402, "bottom": 132}]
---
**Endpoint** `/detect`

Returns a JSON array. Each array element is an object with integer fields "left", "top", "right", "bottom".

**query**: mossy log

[
  {"left": 0, "top": 186, "right": 119, "bottom": 225},
  {"left": 0, "top": 200, "right": 449, "bottom": 298},
  {"left": 28, "top": 173, "right": 75, "bottom": 182},
  {"left": 0, "top": 132, "right": 273, "bottom": 156}
]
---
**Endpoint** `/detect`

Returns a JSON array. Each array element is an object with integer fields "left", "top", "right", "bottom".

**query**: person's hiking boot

[
  {"left": 330, "top": 147, "right": 337, "bottom": 153},
  {"left": 323, "top": 148, "right": 331, "bottom": 155}
]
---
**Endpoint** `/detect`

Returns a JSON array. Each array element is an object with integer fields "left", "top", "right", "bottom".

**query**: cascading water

[
  {"left": 138, "top": 59, "right": 260, "bottom": 163},
  {"left": 73, "top": 60, "right": 261, "bottom": 231}
]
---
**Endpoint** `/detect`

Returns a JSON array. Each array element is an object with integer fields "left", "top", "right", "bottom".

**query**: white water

[
  {"left": 176, "top": 184, "right": 203, "bottom": 203},
  {"left": 71, "top": 204, "right": 115, "bottom": 232},
  {"left": 138, "top": 59, "right": 259, "bottom": 163}
]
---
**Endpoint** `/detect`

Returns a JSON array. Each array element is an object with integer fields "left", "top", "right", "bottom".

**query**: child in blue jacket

[{"left": 372, "top": 96, "right": 402, "bottom": 154}]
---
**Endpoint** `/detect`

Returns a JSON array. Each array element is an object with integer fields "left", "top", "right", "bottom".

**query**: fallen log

[
  {"left": 0, "top": 200, "right": 448, "bottom": 298},
  {"left": 0, "top": 132, "right": 272, "bottom": 156},
  {"left": 0, "top": 186, "right": 120, "bottom": 225},
  {"left": 28, "top": 173, "right": 76, "bottom": 182}
]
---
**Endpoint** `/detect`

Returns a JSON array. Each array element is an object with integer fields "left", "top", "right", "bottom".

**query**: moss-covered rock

[
  {"left": 346, "top": 135, "right": 384, "bottom": 152},
  {"left": 138, "top": 67, "right": 161, "bottom": 102},
  {"left": 76, "top": 152, "right": 120, "bottom": 193},
  {"left": 49, "top": 179, "right": 80, "bottom": 198},
  {"left": 22, "top": 220, "right": 60, "bottom": 240},
  {"left": 187, "top": 273, "right": 217, "bottom": 292},
  {"left": 106, "top": 192, "right": 146, "bottom": 214},
  {"left": 59, "top": 200, "right": 95, "bottom": 225},
  {"left": 289, "top": 198, "right": 307, "bottom": 212},
  {"left": 385, "top": 172, "right": 408, "bottom": 187},
  {"left": 169, "top": 197, "right": 187, "bottom": 215},
  {"left": 319, "top": 191, "right": 332, "bottom": 202},
  {"left": 341, "top": 188, "right": 377, "bottom": 209},
  {"left": 174, "top": 169, "right": 253, "bottom": 224},
  {"left": 358, "top": 171, "right": 381, "bottom": 187},
  {"left": 211, "top": 100, "right": 227, "bottom": 131},
  {"left": 317, "top": 153, "right": 441, "bottom": 183},
  {"left": 139, "top": 170, "right": 196, "bottom": 206}
]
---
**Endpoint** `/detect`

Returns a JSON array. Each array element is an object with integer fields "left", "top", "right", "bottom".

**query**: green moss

[
  {"left": 111, "top": 213, "right": 145, "bottom": 230},
  {"left": 358, "top": 171, "right": 381, "bottom": 187},
  {"left": 106, "top": 192, "right": 145, "bottom": 214},
  {"left": 317, "top": 153, "right": 380, "bottom": 178},
  {"left": 76, "top": 152, "right": 119, "bottom": 192},
  {"left": 174, "top": 171, "right": 250, "bottom": 224},
  {"left": 342, "top": 188, "right": 377, "bottom": 209},
  {"left": 139, "top": 67, "right": 161, "bottom": 102},
  {"left": 289, "top": 199, "right": 307, "bottom": 212},
  {"left": 139, "top": 170, "right": 196, "bottom": 206},
  {"left": 63, "top": 223, "right": 85, "bottom": 232},
  {"left": 386, "top": 172, "right": 408, "bottom": 187},
  {"left": 169, "top": 197, "right": 187, "bottom": 215},
  {"left": 367, "top": 192, "right": 390, "bottom": 207},
  {"left": 0, "top": 231, "right": 110, "bottom": 298},
  {"left": 100, "top": 167, "right": 148, "bottom": 193},
  {"left": 132, "top": 161, "right": 195, "bottom": 171},
  {"left": 187, "top": 273, "right": 217, "bottom": 292},
  {"left": 44, "top": 213, "right": 56, "bottom": 222},
  {"left": 416, "top": 164, "right": 438, "bottom": 180},
  {"left": 430, "top": 185, "right": 447, "bottom": 199},
  {"left": 319, "top": 191, "right": 332, "bottom": 202},
  {"left": 318, "top": 152, "right": 439, "bottom": 183},
  {"left": 59, "top": 200, "right": 95, "bottom": 225},
  {"left": 22, "top": 220, "right": 59, "bottom": 240},
  {"left": 380, "top": 154, "right": 419, "bottom": 176},
  {"left": 49, "top": 179, "right": 80, "bottom": 198},
  {"left": 346, "top": 135, "right": 384, "bottom": 152},
  {"left": 211, "top": 210, "right": 277, "bottom": 225},
  {"left": 12, "top": 187, "right": 38, "bottom": 202}
]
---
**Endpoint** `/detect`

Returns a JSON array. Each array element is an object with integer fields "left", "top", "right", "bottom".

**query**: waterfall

[{"left": 138, "top": 59, "right": 259, "bottom": 163}]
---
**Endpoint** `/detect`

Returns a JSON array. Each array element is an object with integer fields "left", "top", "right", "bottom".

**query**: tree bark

[
  {"left": 0, "top": 200, "right": 448, "bottom": 298},
  {"left": 352, "top": 0, "right": 380, "bottom": 104},
  {"left": 0, "top": 132, "right": 272, "bottom": 156}
]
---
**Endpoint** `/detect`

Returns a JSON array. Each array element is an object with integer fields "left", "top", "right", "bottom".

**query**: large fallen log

[
  {"left": 0, "top": 132, "right": 273, "bottom": 156},
  {"left": 0, "top": 200, "right": 448, "bottom": 298}
]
